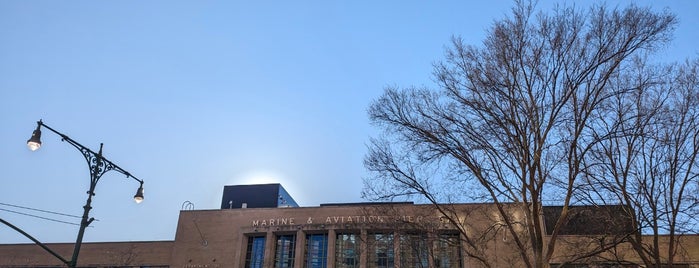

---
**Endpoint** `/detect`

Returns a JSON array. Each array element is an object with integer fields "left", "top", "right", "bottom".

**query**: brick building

[{"left": 0, "top": 184, "right": 697, "bottom": 267}]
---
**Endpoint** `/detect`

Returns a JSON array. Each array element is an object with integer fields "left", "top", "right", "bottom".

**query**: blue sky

[{"left": 0, "top": 1, "right": 696, "bottom": 244}]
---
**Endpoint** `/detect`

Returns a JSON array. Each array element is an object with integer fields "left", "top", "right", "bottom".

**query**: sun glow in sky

[
  {"left": 1, "top": 0, "right": 697, "bottom": 244},
  {"left": 238, "top": 170, "right": 286, "bottom": 185}
]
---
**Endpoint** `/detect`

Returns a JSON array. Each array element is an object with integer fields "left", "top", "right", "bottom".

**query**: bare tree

[
  {"left": 582, "top": 58, "right": 699, "bottom": 267},
  {"left": 364, "top": 1, "right": 679, "bottom": 267}
]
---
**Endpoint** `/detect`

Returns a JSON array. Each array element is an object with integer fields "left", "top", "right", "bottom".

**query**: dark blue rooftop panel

[{"left": 220, "top": 183, "right": 299, "bottom": 209}]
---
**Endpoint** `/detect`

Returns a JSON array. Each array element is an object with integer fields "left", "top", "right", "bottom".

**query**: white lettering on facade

[
  {"left": 250, "top": 215, "right": 432, "bottom": 227},
  {"left": 251, "top": 218, "right": 296, "bottom": 227}
]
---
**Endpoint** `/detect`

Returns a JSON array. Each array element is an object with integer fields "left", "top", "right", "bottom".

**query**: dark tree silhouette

[
  {"left": 363, "top": 1, "right": 691, "bottom": 267},
  {"left": 582, "top": 58, "right": 699, "bottom": 267}
]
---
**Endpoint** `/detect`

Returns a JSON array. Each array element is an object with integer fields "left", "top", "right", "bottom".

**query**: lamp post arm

[
  {"left": 36, "top": 121, "right": 144, "bottom": 184},
  {"left": 0, "top": 217, "right": 71, "bottom": 266},
  {"left": 33, "top": 120, "right": 144, "bottom": 268}
]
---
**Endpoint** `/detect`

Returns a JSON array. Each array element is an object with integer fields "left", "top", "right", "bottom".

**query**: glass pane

[
  {"left": 368, "top": 233, "right": 394, "bottom": 268},
  {"left": 335, "top": 233, "right": 359, "bottom": 268},
  {"left": 245, "top": 236, "right": 266, "bottom": 268},
  {"left": 275, "top": 234, "right": 296, "bottom": 268},
  {"left": 305, "top": 233, "right": 328, "bottom": 268},
  {"left": 400, "top": 233, "right": 428, "bottom": 268},
  {"left": 434, "top": 233, "right": 462, "bottom": 268}
]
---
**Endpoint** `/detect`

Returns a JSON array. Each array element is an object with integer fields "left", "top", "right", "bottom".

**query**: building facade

[{"left": 1, "top": 184, "right": 697, "bottom": 268}]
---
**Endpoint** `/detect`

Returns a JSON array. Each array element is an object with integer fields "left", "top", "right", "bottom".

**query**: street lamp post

[{"left": 26, "top": 119, "right": 144, "bottom": 268}]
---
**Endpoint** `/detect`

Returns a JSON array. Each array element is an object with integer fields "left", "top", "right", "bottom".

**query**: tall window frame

[
  {"left": 274, "top": 234, "right": 296, "bottom": 268},
  {"left": 335, "top": 233, "right": 360, "bottom": 268},
  {"left": 434, "top": 233, "right": 462, "bottom": 268},
  {"left": 368, "top": 232, "right": 394, "bottom": 268},
  {"left": 304, "top": 233, "right": 329, "bottom": 268},
  {"left": 245, "top": 235, "right": 266, "bottom": 268},
  {"left": 400, "top": 232, "right": 429, "bottom": 268}
]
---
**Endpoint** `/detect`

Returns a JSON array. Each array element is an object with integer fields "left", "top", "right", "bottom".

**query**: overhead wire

[
  {"left": 0, "top": 208, "right": 81, "bottom": 226},
  {"left": 0, "top": 202, "right": 97, "bottom": 227},
  {"left": 0, "top": 202, "right": 81, "bottom": 219}
]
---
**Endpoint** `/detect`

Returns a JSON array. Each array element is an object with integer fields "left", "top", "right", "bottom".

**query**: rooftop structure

[{"left": 220, "top": 183, "right": 299, "bottom": 209}]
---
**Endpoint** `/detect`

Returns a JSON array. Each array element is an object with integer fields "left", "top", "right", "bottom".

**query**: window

[
  {"left": 305, "top": 233, "right": 328, "bottom": 268},
  {"left": 400, "top": 232, "right": 429, "bottom": 268},
  {"left": 434, "top": 233, "right": 462, "bottom": 268},
  {"left": 335, "top": 233, "right": 360, "bottom": 268},
  {"left": 274, "top": 234, "right": 296, "bottom": 268},
  {"left": 245, "top": 236, "right": 266, "bottom": 268},
  {"left": 368, "top": 232, "right": 394, "bottom": 268}
]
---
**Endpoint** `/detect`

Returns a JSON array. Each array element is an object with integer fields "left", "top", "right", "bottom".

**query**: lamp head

[
  {"left": 134, "top": 185, "right": 144, "bottom": 204},
  {"left": 27, "top": 124, "right": 42, "bottom": 151}
]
